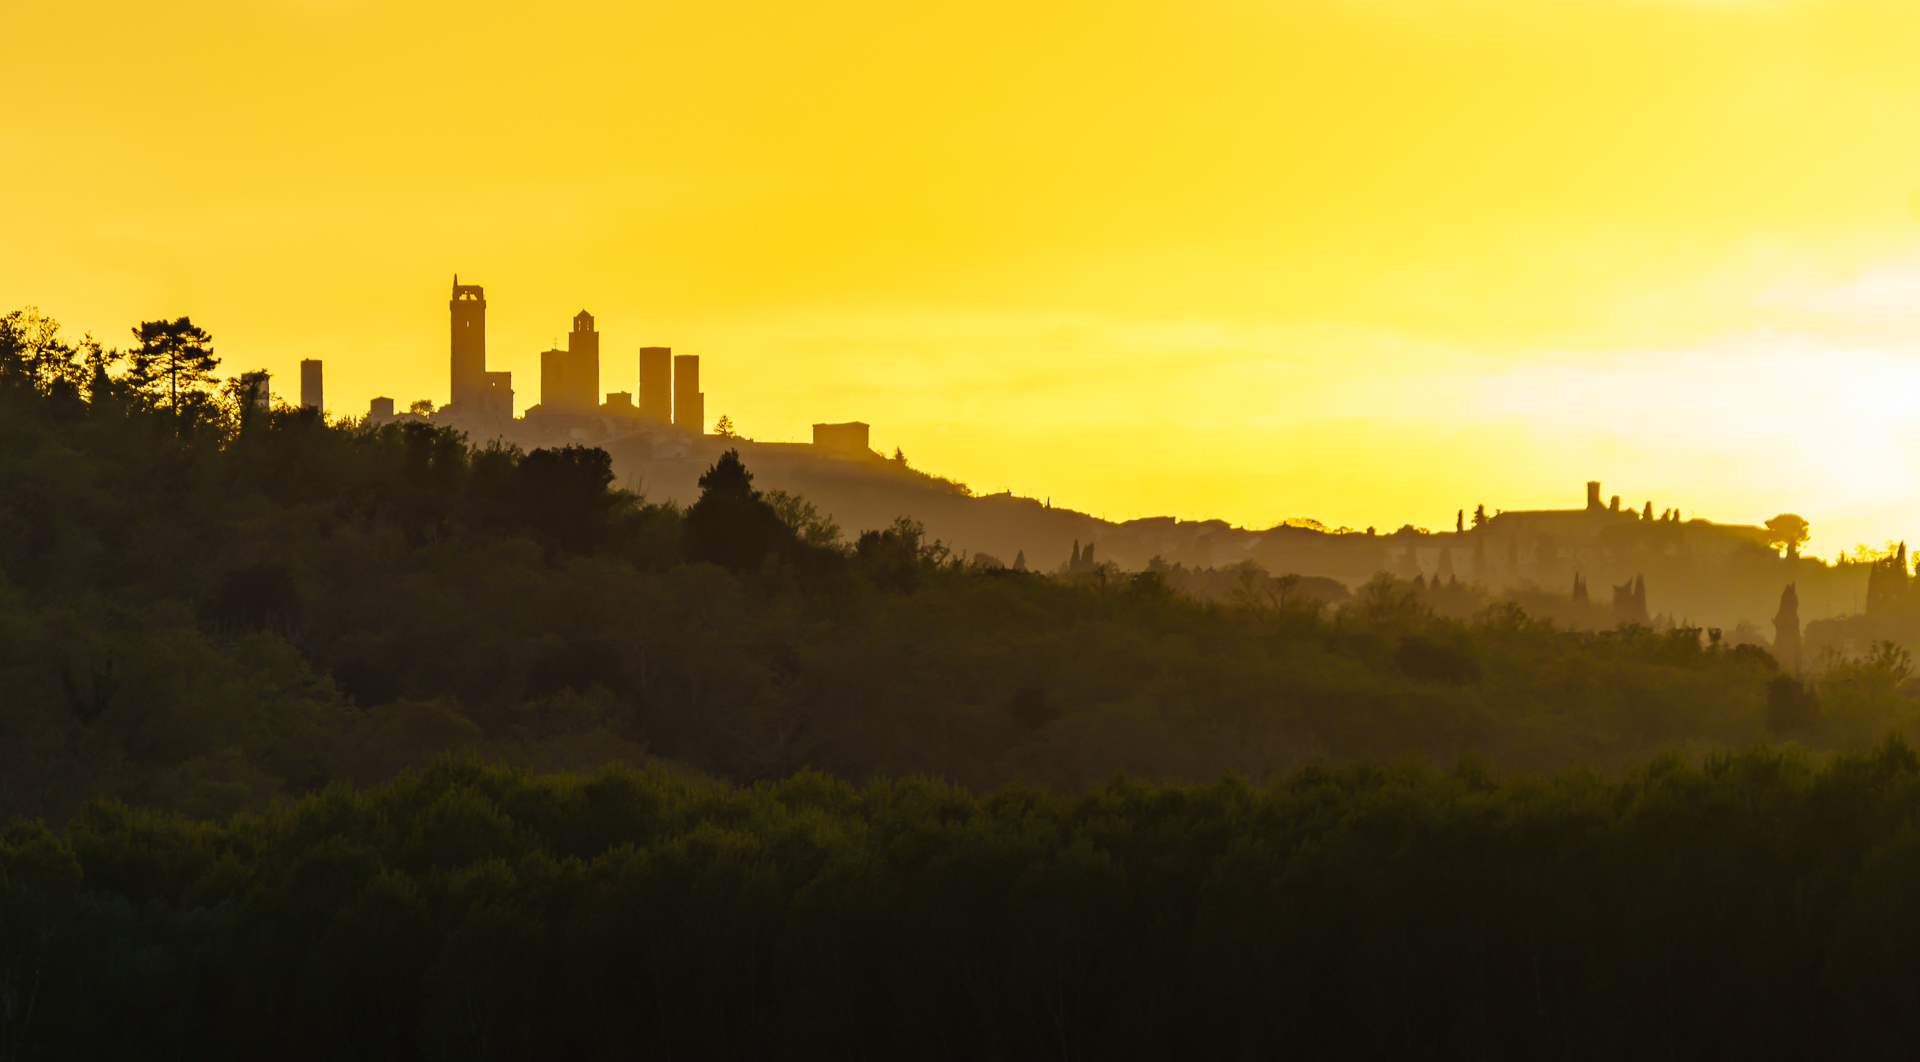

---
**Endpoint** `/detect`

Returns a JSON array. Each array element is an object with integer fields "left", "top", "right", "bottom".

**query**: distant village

[
  {"left": 260, "top": 275, "right": 1901, "bottom": 666},
  {"left": 282, "top": 276, "right": 877, "bottom": 464}
]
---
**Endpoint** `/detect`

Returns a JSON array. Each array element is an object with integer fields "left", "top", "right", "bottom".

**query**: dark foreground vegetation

[
  {"left": 2, "top": 307, "right": 1917, "bottom": 825},
  {"left": 10, "top": 310, "right": 1920, "bottom": 1056},
  {"left": 0, "top": 747, "right": 1918, "bottom": 1059}
]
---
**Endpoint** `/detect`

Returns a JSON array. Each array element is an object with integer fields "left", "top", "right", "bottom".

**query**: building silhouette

[
  {"left": 369, "top": 396, "right": 395, "bottom": 419},
  {"left": 639, "top": 346, "right": 672, "bottom": 422},
  {"left": 300, "top": 359, "right": 322, "bottom": 411},
  {"left": 423, "top": 275, "right": 796, "bottom": 441},
  {"left": 567, "top": 310, "right": 599, "bottom": 412},
  {"left": 479, "top": 370, "right": 513, "bottom": 418},
  {"left": 449, "top": 277, "right": 513, "bottom": 419},
  {"left": 537, "top": 348, "right": 567, "bottom": 413},
  {"left": 813, "top": 421, "right": 870, "bottom": 455},
  {"left": 538, "top": 311, "right": 602, "bottom": 415},
  {"left": 673, "top": 354, "right": 704, "bottom": 434},
  {"left": 449, "top": 276, "right": 486, "bottom": 409}
]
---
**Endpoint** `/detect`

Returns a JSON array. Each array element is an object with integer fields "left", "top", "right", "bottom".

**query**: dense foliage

[
  {"left": 3, "top": 307, "right": 1918, "bottom": 825},
  {"left": 0, "top": 746, "right": 1918, "bottom": 1058}
]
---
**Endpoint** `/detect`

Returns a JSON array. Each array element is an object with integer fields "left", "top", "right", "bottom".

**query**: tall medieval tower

[
  {"left": 449, "top": 276, "right": 486, "bottom": 409},
  {"left": 568, "top": 310, "right": 600, "bottom": 412}
]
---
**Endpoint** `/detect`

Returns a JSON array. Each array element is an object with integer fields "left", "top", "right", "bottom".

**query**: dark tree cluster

[{"left": 0, "top": 745, "right": 1917, "bottom": 1059}]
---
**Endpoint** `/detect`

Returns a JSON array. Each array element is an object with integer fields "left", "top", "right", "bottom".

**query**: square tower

[
  {"left": 639, "top": 346, "right": 672, "bottom": 422},
  {"left": 567, "top": 310, "right": 600, "bottom": 414},
  {"left": 539, "top": 348, "right": 570, "bottom": 413},
  {"left": 673, "top": 354, "right": 703, "bottom": 434},
  {"left": 449, "top": 276, "right": 487, "bottom": 409},
  {"left": 299, "top": 359, "right": 323, "bottom": 411}
]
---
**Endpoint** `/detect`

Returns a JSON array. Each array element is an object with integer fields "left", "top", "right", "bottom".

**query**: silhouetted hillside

[
  {"left": 608, "top": 437, "right": 1868, "bottom": 635},
  {"left": 3, "top": 306, "right": 1917, "bottom": 828}
]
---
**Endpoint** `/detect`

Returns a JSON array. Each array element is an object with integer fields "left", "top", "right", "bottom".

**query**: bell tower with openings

[
  {"left": 449, "top": 275, "right": 487, "bottom": 409},
  {"left": 567, "top": 310, "right": 600, "bottom": 413}
]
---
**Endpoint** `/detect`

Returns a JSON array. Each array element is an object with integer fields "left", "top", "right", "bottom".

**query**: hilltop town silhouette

[
  {"left": 255, "top": 276, "right": 1889, "bottom": 662},
  {"left": 312, "top": 277, "right": 872, "bottom": 463}
]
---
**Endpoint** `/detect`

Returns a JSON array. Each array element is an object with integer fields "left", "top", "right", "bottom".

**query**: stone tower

[
  {"left": 299, "top": 359, "right": 322, "bottom": 412},
  {"left": 567, "top": 310, "right": 600, "bottom": 412},
  {"left": 449, "top": 276, "right": 486, "bottom": 409},
  {"left": 673, "top": 354, "right": 704, "bottom": 433},
  {"left": 639, "top": 346, "right": 672, "bottom": 421}
]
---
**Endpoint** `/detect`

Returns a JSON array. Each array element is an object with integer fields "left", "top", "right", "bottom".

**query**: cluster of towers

[{"left": 445, "top": 276, "right": 704, "bottom": 431}]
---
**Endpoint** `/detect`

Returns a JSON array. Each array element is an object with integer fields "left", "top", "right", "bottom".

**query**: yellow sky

[{"left": 10, "top": 0, "right": 1920, "bottom": 554}]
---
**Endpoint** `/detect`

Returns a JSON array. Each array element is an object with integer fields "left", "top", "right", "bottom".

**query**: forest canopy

[{"left": 3, "top": 746, "right": 1920, "bottom": 1058}]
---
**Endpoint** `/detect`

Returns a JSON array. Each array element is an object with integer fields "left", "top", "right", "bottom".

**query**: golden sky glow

[{"left": 11, "top": 0, "right": 1920, "bottom": 553}]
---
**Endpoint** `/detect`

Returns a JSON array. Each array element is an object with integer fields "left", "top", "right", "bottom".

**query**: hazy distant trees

[
  {"left": 1766, "top": 674, "right": 1819, "bottom": 734},
  {"left": 1612, "top": 574, "right": 1649, "bottom": 624},
  {"left": 1766, "top": 513, "right": 1812, "bottom": 559},
  {"left": 1066, "top": 539, "right": 1102, "bottom": 574},
  {"left": 855, "top": 516, "right": 947, "bottom": 592},
  {"left": 1866, "top": 543, "right": 1912, "bottom": 616},
  {"left": 764, "top": 488, "right": 842, "bottom": 548}
]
